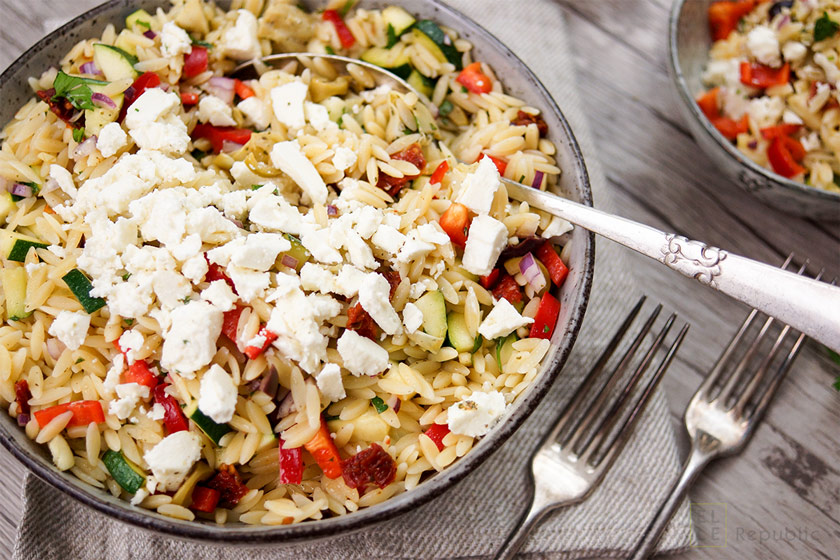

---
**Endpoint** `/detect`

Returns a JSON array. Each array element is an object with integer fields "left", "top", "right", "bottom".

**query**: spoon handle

[{"left": 504, "top": 179, "right": 840, "bottom": 351}]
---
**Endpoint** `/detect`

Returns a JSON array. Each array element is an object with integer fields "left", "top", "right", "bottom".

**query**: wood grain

[{"left": 0, "top": 0, "right": 838, "bottom": 558}]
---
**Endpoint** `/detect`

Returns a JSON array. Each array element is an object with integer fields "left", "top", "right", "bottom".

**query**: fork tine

[
  {"left": 577, "top": 313, "right": 678, "bottom": 464},
  {"left": 561, "top": 303, "right": 662, "bottom": 450},
  {"left": 595, "top": 323, "right": 690, "bottom": 470},
  {"left": 747, "top": 329, "right": 806, "bottom": 421},
  {"left": 545, "top": 296, "right": 647, "bottom": 443}
]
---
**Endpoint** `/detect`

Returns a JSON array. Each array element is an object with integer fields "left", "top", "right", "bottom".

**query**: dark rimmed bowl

[
  {"left": 0, "top": 0, "right": 594, "bottom": 544},
  {"left": 669, "top": 0, "right": 840, "bottom": 221}
]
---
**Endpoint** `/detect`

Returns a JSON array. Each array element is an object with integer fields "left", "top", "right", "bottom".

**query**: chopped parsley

[
  {"left": 181, "top": 296, "right": 192, "bottom": 304},
  {"left": 121, "top": 272, "right": 131, "bottom": 281},
  {"left": 123, "top": 318, "right": 134, "bottom": 326},
  {"left": 815, "top": 11, "right": 839, "bottom": 42},
  {"left": 438, "top": 99, "right": 454, "bottom": 116},
  {"left": 52, "top": 71, "right": 106, "bottom": 111},
  {"left": 324, "top": 45, "right": 336, "bottom": 55},
  {"left": 190, "top": 148, "right": 207, "bottom": 161},
  {"left": 135, "top": 20, "right": 151, "bottom": 30},
  {"left": 460, "top": 85, "right": 468, "bottom": 94},
  {"left": 72, "top": 128, "right": 85, "bottom": 143},
  {"left": 251, "top": 184, "right": 264, "bottom": 190},
  {"left": 371, "top": 396, "right": 388, "bottom": 414},
  {"left": 191, "top": 38, "right": 213, "bottom": 49},
  {"left": 74, "top": 358, "right": 84, "bottom": 364},
  {"left": 338, "top": 0, "right": 356, "bottom": 18}
]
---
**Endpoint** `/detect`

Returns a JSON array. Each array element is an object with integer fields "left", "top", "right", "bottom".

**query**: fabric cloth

[{"left": 14, "top": 1, "right": 695, "bottom": 558}]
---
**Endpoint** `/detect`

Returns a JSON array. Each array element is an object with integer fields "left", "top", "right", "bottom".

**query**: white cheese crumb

[
  {"left": 456, "top": 156, "right": 501, "bottom": 214},
  {"left": 48, "top": 164, "right": 77, "bottom": 197},
  {"left": 747, "top": 26, "right": 781, "bottom": 68},
  {"left": 160, "top": 21, "right": 192, "bottom": 57},
  {"left": 315, "top": 363, "right": 345, "bottom": 402},
  {"left": 462, "top": 214, "right": 508, "bottom": 276},
  {"left": 144, "top": 431, "right": 202, "bottom": 491},
  {"left": 337, "top": 329, "right": 390, "bottom": 376},
  {"left": 332, "top": 146, "right": 357, "bottom": 172},
  {"left": 198, "top": 95, "right": 237, "bottom": 127},
  {"left": 201, "top": 279, "right": 238, "bottom": 312},
  {"left": 109, "top": 382, "right": 150, "bottom": 420},
  {"left": 478, "top": 298, "right": 534, "bottom": 340},
  {"left": 96, "top": 122, "right": 128, "bottom": 158},
  {"left": 160, "top": 301, "right": 223, "bottom": 377},
  {"left": 118, "top": 329, "right": 144, "bottom": 365},
  {"left": 237, "top": 96, "right": 271, "bottom": 130},
  {"left": 48, "top": 310, "right": 90, "bottom": 350},
  {"left": 359, "top": 273, "right": 402, "bottom": 335},
  {"left": 447, "top": 390, "right": 507, "bottom": 438},
  {"left": 270, "top": 81, "right": 308, "bottom": 129},
  {"left": 198, "top": 364, "right": 238, "bottom": 424},
  {"left": 222, "top": 9, "right": 262, "bottom": 61},
  {"left": 402, "top": 302, "right": 424, "bottom": 334}
]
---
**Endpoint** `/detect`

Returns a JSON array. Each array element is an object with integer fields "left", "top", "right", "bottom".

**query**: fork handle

[
  {"left": 628, "top": 438, "right": 716, "bottom": 559},
  {"left": 493, "top": 491, "right": 555, "bottom": 560}
]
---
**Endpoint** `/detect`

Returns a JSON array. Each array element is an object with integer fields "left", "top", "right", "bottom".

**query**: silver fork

[
  {"left": 494, "top": 296, "right": 690, "bottom": 560},
  {"left": 629, "top": 256, "right": 818, "bottom": 559}
]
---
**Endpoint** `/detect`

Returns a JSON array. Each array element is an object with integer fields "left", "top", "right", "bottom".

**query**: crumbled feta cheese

[
  {"left": 299, "top": 262, "right": 336, "bottom": 294},
  {"left": 541, "top": 215, "right": 573, "bottom": 239},
  {"left": 701, "top": 58, "right": 741, "bottom": 88},
  {"left": 48, "top": 310, "right": 90, "bottom": 350},
  {"left": 270, "top": 140, "right": 328, "bottom": 205},
  {"left": 337, "top": 329, "right": 390, "bottom": 376},
  {"left": 144, "top": 431, "right": 202, "bottom": 491},
  {"left": 747, "top": 26, "right": 781, "bottom": 68},
  {"left": 402, "top": 302, "right": 424, "bottom": 334},
  {"left": 332, "top": 146, "right": 357, "bottom": 172},
  {"left": 457, "top": 156, "right": 501, "bottom": 214},
  {"left": 350, "top": 205, "right": 382, "bottom": 239},
  {"left": 315, "top": 363, "right": 345, "bottom": 402},
  {"left": 782, "top": 41, "right": 807, "bottom": 64},
  {"left": 334, "top": 265, "right": 366, "bottom": 297},
  {"left": 249, "top": 194, "right": 304, "bottom": 234},
  {"left": 782, "top": 109, "right": 804, "bottom": 125},
  {"left": 371, "top": 223, "right": 406, "bottom": 255},
  {"left": 124, "top": 89, "right": 190, "bottom": 154},
  {"left": 720, "top": 86, "right": 750, "bottom": 120},
  {"left": 237, "top": 96, "right": 271, "bottom": 130},
  {"left": 416, "top": 222, "right": 450, "bottom": 246},
  {"left": 181, "top": 254, "right": 209, "bottom": 284},
  {"left": 305, "top": 101, "right": 333, "bottom": 131},
  {"left": 118, "top": 329, "right": 144, "bottom": 365},
  {"left": 227, "top": 265, "right": 270, "bottom": 302},
  {"left": 409, "top": 280, "right": 430, "bottom": 299},
  {"left": 222, "top": 9, "right": 262, "bottom": 61},
  {"left": 359, "top": 273, "right": 402, "bottom": 335},
  {"left": 130, "top": 488, "right": 149, "bottom": 505},
  {"left": 198, "top": 364, "right": 238, "bottom": 423},
  {"left": 230, "top": 232, "right": 290, "bottom": 271},
  {"left": 462, "top": 214, "right": 508, "bottom": 276},
  {"left": 96, "top": 122, "right": 128, "bottom": 158},
  {"left": 147, "top": 403, "right": 166, "bottom": 421},
  {"left": 447, "top": 390, "right": 507, "bottom": 437},
  {"left": 201, "top": 279, "right": 238, "bottom": 311},
  {"left": 198, "top": 95, "right": 237, "bottom": 127},
  {"left": 300, "top": 223, "right": 342, "bottom": 264},
  {"left": 396, "top": 235, "right": 436, "bottom": 264},
  {"left": 161, "top": 301, "right": 223, "bottom": 377},
  {"left": 344, "top": 229, "right": 377, "bottom": 269},
  {"left": 109, "top": 382, "right": 150, "bottom": 420},
  {"left": 478, "top": 298, "right": 534, "bottom": 340},
  {"left": 800, "top": 131, "right": 821, "bottom": 151},
  {"left": 270, "top": 81, "right": 308, "bottom": 129},
  {"left": 747, "top": 96, "right": 785, "bottom": 128},
  {"left": 48, "top": 164, "right": 76, "bottom": 197}
]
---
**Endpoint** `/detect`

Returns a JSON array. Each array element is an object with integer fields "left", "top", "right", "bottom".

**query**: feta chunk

[
  {"left": 237, "top": 96, "right": 271, "bottom": 130},
  {"left": 782, "top": 41, "right": 807, "bottom": 64},
  {"left": 462, "top": 214, "right": 508, "bottom": 276},
  {"left": 198, "top": 95, "right": 237, "bottom": 127},
  {"left": 315, "top": 363, "right": 345, "bottom": 402},
  {"left": 161, "top": 301, "right": 223, "bottom": 377},
  {"left": 118, "top": 329, "right": 144, "bottom": 365},
  {"left": 747, "top": 26, "right": 781, "bottom": 68},
  {"left": 48, "top": 164, "right": 77, "bottom": 197},
  {"left": 160, "top": 21, "right": 192, "bottom": 58},
  {"left": 270, "top": 140, "right": 328, "bottom": 205},
  {"left": 109, "top": 382, "right": 150, "bottom": 420},
  {"left": 305, "top": 101, "right": 333, "bottom": 131},
  {"left": 230, "top": 233, "right": 290, "bottom": 271},
  {"left": 182, "top": 254, "right": 209, "bottom": 284},
  {"left": 334, "top": 264, "right": 366, "bottom": 297},
  {"left": 800, "top": 131, "right": 821, "bottom": 151},
  {"left": 270, "top": 81, "right": 308, "bottom": 129},
  {"left": 332, "top": 146, "right": 357, "bottom": 172},
  {"left": 402, "top": 302, "right": 424, "bottom": 334},
  {"left": 249, "top": 194, "right": 304, "bottom": 234},
  {"left": 371, "top": 223, "right": 406, "bottom": 255},
  {"left": 478, "top": 298, "right": 534, "bottom": 340},
  {"left": 300, "top": 224, "right": 342, "bottom": 264},
  {"left": 96, "top": 122, "right": 128, "bottom": 158},
  {"left": 144, "top": 431, "right": 202, "bottom": 491},
  {"left": 747, "top": 96, "right": 785, "bottom": 128},
  {"left": 447, "top": 390, "right": 507, "bottom": 437},
  {"left": 701, "top": 58, "right": 741, "bottom": 88},
  {"left": 199, "top": 364, "right": 238, "bottom": 423},
  {"left": 124, "top": 89, "right": 190, "bottom": 154},
  {"left": 227, "top": 265, "right": 270, "bottom": 302},
  {"left": 201, "top": 279, "right": 238, "bottom": 311},
  {"left": 337, "top": 329, "right": 389, "bottom": 376},
  {"left": 456, "top": 156, "right": 501, "bottom": 214},
  {"left": 359, "top": 273, "right": 402, "bottom": 335},
  {"left": 48, "top": 310, "right": 90, "bottom": 350},
  {"left": 222, "top": 9, "right": 262, "bottom": 61}
]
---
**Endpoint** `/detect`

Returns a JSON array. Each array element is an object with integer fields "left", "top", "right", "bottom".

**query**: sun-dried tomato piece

[
  {"left": 511, "top": 110, "right": 548, "bottom": 137},
  {"left": 347, "top": 303, "right": 378, "bottom": 340},
  {"left": 376, "top": 143, "right": 426, "bottom": 197},
  {"left": 14, "top": 380, "right": 32, "bottom": 416},
  {"left": 206, "top": 464, "right": 249, "bottom": 506},
  {"left": 36, "top": 89, "right": 81, "bottom": 128},
  {"left": 381, "top": 270, "right": 401, "bottom": 300},
  {"left": 341, "top": 443, "right": 396, "bottom": 490}
]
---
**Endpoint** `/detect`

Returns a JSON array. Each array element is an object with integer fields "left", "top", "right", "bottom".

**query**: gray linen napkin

[{"left": 14, "top": 1, "right": 694, "bottom": 557}]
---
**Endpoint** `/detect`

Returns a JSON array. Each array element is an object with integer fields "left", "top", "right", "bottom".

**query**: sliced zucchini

[
  {"left": 0, "top": 192, "right": 16, "bottom": 224},
  {"left": 414, "top": 20, "right": 462, "bottom": 69},
  {"left": 62, "top": 269, "right": 106, "bottom": 314},
  {"left": 360, "top": 45, "right": 412, "bottom": 79},
  {"left": 278, "top": 234, "right": 310, "bottom": 272},
  {"left": 407, "top": 70, "right": 435, "bottom": 98},
  {"left": 93, "top": 43, "right": 138, "bottom": 82},
  {"left": 382, "top": 6, "right": 416, "bottom": 37},
  {"left": 2, "top": 267, "right": 29, "bottom": 321},
  {"left": 414, "top": 290, "right": 447, "bottom": 339},
  {"left": 0, "top": 230, "right": 48, "bottom": 262},
  {"left": 125, "top": 9, "right": 153, "bottom": 32},
  {"left": 185, "top": 401, "right": 232, "bottom": 445},
  {"left": 114, "top": 30, "right": 138, "bottom": 56},
  {"left": 102, "top": 449, "right": 146, "bottom": 494},
  {"left": 84, "top": 84, "right": 124, "bottom": 136},
  {"left": 331, "top": 409, "right": 389, "bottom": 444},
  {"left": 495, "top": 333, "right": 518, "bottom": 373},
  {"left": 446, "top": 312, "right": 482, "bottom": 353},
  {"left": 175, "top": 0, "right": 210, "bottom": 35}
]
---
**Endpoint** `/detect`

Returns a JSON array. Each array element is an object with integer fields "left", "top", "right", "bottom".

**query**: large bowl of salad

[
  {"left": 0, "top": 0, "right": 594, "bottom": 543},
  {"left": 670, "top": 0, "right": 840, "bottom": 221}
]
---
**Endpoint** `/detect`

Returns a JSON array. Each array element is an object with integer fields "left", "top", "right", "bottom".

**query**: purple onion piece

[
  {"left": 748, "top": 140, "right": 758, "bottom": 150},
  {"left": 531, "top": 170, "right": 544, "bottom": 190},
  {"left": 281, "top": 255, "right": 299, "bottom": 269},
  {"left": 519, "top": 252, "right": 546, "bottom": 292},
  {"left": 386, "top": 395, "right": 401, "bottom": 413},
  {"left": 276, "top": 390, "right": 296, "bottom": 418},
  {"left": 143, "top": 29, "right": 158, "bottom": 39},
  {"left": 91, "top": 92, "right": 117, "bottom": 110},
  {"left": 221, "top": 140, "right": 244, "bottom": 153},
  {"left": 8, "top": 183, "right": 33, "bottom": 198},
  {"left": 72, "top": 137, "right": 97, "bottom": 159},
  {"left": 499, "top": 236, "right": 540, "bottom": 260},
  {"left": 206, "top": 76, "right": 236, "bottom": 105},
  {"left": 258, "top": 366, "right": 279, "bottom": 398},
  {"left": 17, "top": 414, "right": 29, "bottom": 427},
  {"left": 123, "top": 86, "right": 136, "bottom": 100},
  {"left": 79, "top": 61, "right": 102, "bottom": 76},
  {"left": 326, "top": 205, "right": 338, "bottom": 216}
]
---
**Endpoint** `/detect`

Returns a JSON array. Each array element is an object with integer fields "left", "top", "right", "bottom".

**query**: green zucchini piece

[
  {"left": 414, "top": 290, "right": 447, "bottom": 339},
  {"left": 102, "top": 449, "right": 146, "bottom": 494},
  {"left": 62, "top": 269, "right": 106, "bottom": 313},
  {"left": 2, "top": 267, "right": 29, "bottom": 321},
  {"left": 382, "top": 6, "right": 416, "bottom": 37},
  {"left": 495, "top": 333, "right": 518, "bottom": 373},
  {"left": 360, "top": 46, "right": 412, "bottom": 79},
  {"left": 185, "top": 401, "right": 232, "bottom": 445},
  {"left": 414, "top": 20, "right": 462, "bottom": 69},
  {"left": 125, "top": 8, "right": 153, "bottom": 32},
  {"left": 93, "top": 43, "right": 139, "bottom": 81},
  {"left": 84, "top": 84, "right": 124, "bottom": 136},
  {"left": 407, "top": 70, "right": 435, "bottom": 98},
  {"left": 0, "top": 230, "right": 48, "bottom": 262},
  {"left": 446, "top": 312, "right": 482, "bottom": 353},
  {"left": 0, "top": 192, "right": 16, "bottom": 224}
]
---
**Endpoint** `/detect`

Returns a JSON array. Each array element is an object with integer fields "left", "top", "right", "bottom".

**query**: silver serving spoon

[{"left": 233, "top": 53, "right": 840, "bottom": 352}]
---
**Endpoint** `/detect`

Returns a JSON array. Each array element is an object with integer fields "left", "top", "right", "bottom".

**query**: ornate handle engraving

[{"left": 661, "top": 234, "right": 728, "bottom": 288}]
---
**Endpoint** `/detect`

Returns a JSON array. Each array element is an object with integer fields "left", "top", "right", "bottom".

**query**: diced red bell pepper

[
  {"left": 439, "top": 202, "right": 471, "bottom": 247},
  {"left": 429, "top": 160, "right": 449, "bottom": 185},
  {"left": 191, "top": 124, "right": 252, "bottom": 154},
  {"left": 34, "top": 400, "right": 105, "bottom": 428},
  {"left": 15, "top": 379, "right": 32, "bottom": 416},
  {"left": 234, "top": 79, "right": 256, "bottom": 100},
  {"left": 696, "top": 88, "right": 720, "bottom": 120},
  {"left": 152, "top": 383, "right": 189, "bottom": 435},
  {"left": 120, "top": 72, "right": 161, "bottom": 121},
  {"left": 243, "top": 326, "right": 278, "bottom": 360},
  {"left": 710, "top": 114, "right": 749, "bottom": 140},
  {"left": 708, "top": 0, "right": 759, "bottom": 41},
  {"left": 535, "top": 241, "right": 569, "bottom": 287},
  {"left": 766, "top": 135, "right": 806, "bottom": 178},
  {"left": 480, "top": 268, "right": 501, "bottom": 290},
  {"left": 123, "top": 360, "right": 159, "bottom": 389},
  {"left": 190, "top": 485, "right": 220, "bottom": 513},
  {"left": 424, "top": 423, "right": 450, "bottom": 451},
  {"left": 492, "top": 274, "right": 522, "bottom": 304},
  {"left": 740, "top": 61, "right": 790, "bottom": 89},
  {"left": 206, "top": 464, "right": 250, "bottom": 505},
  {"left": 529, "top": 293, "right": 561, "bottom": 340},
  {"left": 323, "top": 9, "right": 356, "bottom": 49},
  {"left": 456, "top": 62, "right": 493, "bottom": 94},
  {"left": 482, "top": 153, "right": 508, "bottom": 176},
  {"left": 205, "top": 260, "right": 237, "bottom": 291},
  {"left": 278, "top": 438, "right": 304, "bottom": 485},
  {"left": 221, "top": 306, "right": 244, "bottom": 343},
  {"left": 181, "top": 91, "right": 199, "bottom": 105},
  {"left": 760, "top": 123, "right": 801, "bottom": 140},
  {"left": 341, "top": 442, "right": 396, "bottom": 490},
  {"left": 303, "top": 417, "right": 343, "bottom": 479},
  {"left": 183, "top": 46, "right": 208, "bottom": 79}
]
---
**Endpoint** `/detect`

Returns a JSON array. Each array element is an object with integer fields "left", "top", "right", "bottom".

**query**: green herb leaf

[
  {"left": 75, "top": 358, "right": 84, "bottom": 364},
  {"left": 136, "top": 20, "right": 151, "bottom": 30},
  {"left": 338, "top": 0, "right": 356, "bottom": 18},
  {"left": 190, "top": 148, "right": 207, "bottom": 161},
  {"left": 371, "top": 396, "right": 388, "bottom": 413},
  {"left": 72, "top": 127, "right": 85, "bottom": 142},
  {"left": 52, "top": 71, "right": 106, "bottom": 111},
  {"left": 124, "top": 318, "right": 134, "bottom": 326},
  {"left": 324, "top": 45, "right": 336, "bottom": 55},
  {"left": 438, "top": 99, "right": 453, "bottom": 116},
  {"left": 815, "top": 11, "right": 839, "bottom": 42},
  {"left": 121, "top": 272, "right": 131, "bottom": 281},
  {"left": 251, "top": 184, "right": 264, "bottom": 190},
  {"left": 191, "top": 38, "right": 213, "bottom": 49},
  {"left": 386, "top": 24, "right": 399, "bottom": 48}
]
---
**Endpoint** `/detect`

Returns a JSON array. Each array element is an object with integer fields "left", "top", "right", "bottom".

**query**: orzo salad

[
  {"left": 700, "top": 0, "right": 840, "bottom": 191},
  {"left": 0, "top": 0, "right": 572, "bottom": 525}
]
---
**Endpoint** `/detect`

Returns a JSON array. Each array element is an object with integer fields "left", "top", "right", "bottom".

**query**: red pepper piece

[
  {"left": 708, "top": 0, "right": 759, "bottom": 41},
  {"left": 429, "top": 160, "right": 449, "bottom": 185},
  {"left": 696, "top": 88, "right": 720, "bottom": 120},
  {"left": 347, "top": 303, "right": 379, "bottom": 340},
  {"left": 123, "top": 360, "right": 159, "bottom": 389},
  {"left": 15, "top": 380, "right": 32, "bottom": 416},
  {"left": 424, "top": 423, "right": 450, "bottom": 451},
  {"left": 439, "top": 202, "right": 471, "bottom": 247},
  {"left": 322, "top": 9, "right": 356, "bottom": 48},
  {"left": 205, "top": 259, "right": 237, "bottom": 292},
  {"left": 529, "top": 293, "right": 561, "bottom": 340},
  {"left": 221, "top": 306, "right": 244, "bottom": 343},
  {"left": 766, "top": 135, "right": 806, "bottom": 178},
  {"left": 492, "top": 274, "right": 522, "bottom": 304},
  {"left": 191, "top": 123, "right": 252, "bottom": 154},
  {"left": 341, "top": 442, "right": 396, "bottom": 490},
  {"left": 33, "top": 401, "right": 105, "bottom": 428},
  {"left": 480, "top": 268, "right": 501, "bottom": 290},
  {"left": 740, "top": 61, "right": 790, "bottom": 89},
  {"left": 243, "top": 326, "right": 278, "bottom": 360},
  {"left": 511, "top": 110, "right": 548, "bottom": 137},
  {"left": 535, "top": 241, "right": 569, "bottom": 287},
  {"left": 456, "top": 62, "right": 493, "bottom": 94},
  {"left": 234, "top": 79, "right": 255, "bottom": 100},
  {"left": 482, "top": 153, "right": 507, "bottom": 176},
  {"left": 710, "top": 114, "right": 749, "bottom": 141},
  {"left": 303, "top": 417, "right": 343, "bottom": 479},
  {"left": 206, "top": 464, "right": 250, "bottom": 505},
  {"left": 180, "top": 91, "right": 199, "bottom": 105},
  {"left": 119, "top": 72, "right": 161, "bottom": 121},
  {"left": 182, "top": 46, "right": 208, "bottom": 79},
  {"left": 377, "top": 143, "right": 426, "bottom": 196},
  {"left": 152, "top": 383, "right": 189, "bottom": 435},
  {"left": 190, "top": 485, "right": 220, "bottom": 513},
  {"left": 278, "top": 438, "right": 303, "bottom": 485},
  {"left": 759, "top": 123, "right": 801, "bottom": 140}
]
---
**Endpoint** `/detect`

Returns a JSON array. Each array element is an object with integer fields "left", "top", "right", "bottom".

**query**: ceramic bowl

[
  {"left": 0, "top": 0, "right": 594, "bottom": 543},
  {"left": 669, "top": 0, "right": 840, "bottom": 221}
]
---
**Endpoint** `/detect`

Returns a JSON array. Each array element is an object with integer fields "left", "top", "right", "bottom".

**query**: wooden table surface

[{"left": 0, "top": 0, "right": 838, "bottom": 558}]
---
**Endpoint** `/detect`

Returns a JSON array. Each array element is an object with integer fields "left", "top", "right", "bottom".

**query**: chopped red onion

[
  {"left": 46, "top": 338, "right": 65, "bottom": 360},
  {"left": 326, "top": 204, "right": 338, "bottom": 216},
  {"left": 531, "top": 170, "right": 544, "bottom": 190},
  {"left": 386, "top": 395, "right": 401, "bottom": 413},
  {"left": 79, "top": 61, "right": 102, "bottom": 76},
  {"left": 519, "top": 252, "right": 546, "bottom": 292},
  {"left": 748, "top": 140, "right": 758, "bottom": 150},
  {"left": 17, "top": 414, "right": 30, "bottom": 427},
  {"left": 72, "top": 136, "right": 97, "bottom": 159},
  {"left": 159, "top": 83, "right": 171, "bottom": 92},
  {"left": 276, "top": 391, "right": 296, "bottom": 418},
  {"left": 205, "top": 76, "right": 236, "bottom": 105},
  {"left": 68, "top": 110, "right": 84, "bottom": 123},
  {"left": 776, "top": 15, "right": 790, "bottom": 29},
  {"left": 221, "top": 140, "right": 245, "bottom": 153},
  {"left": 91, "top": 92, "right": 117, "bottom": 109},
  {"left": 258, "top": 366, "right": 279, "bottom": 398},
  {"left": 8, "top": 183, "right": 33, "bottom": 198},
  {"left": 281, "top": 255, "right": 299, "bottom": 269},
  {"left": 143, "top": 29, "right": 158, "bottom": 39}
]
